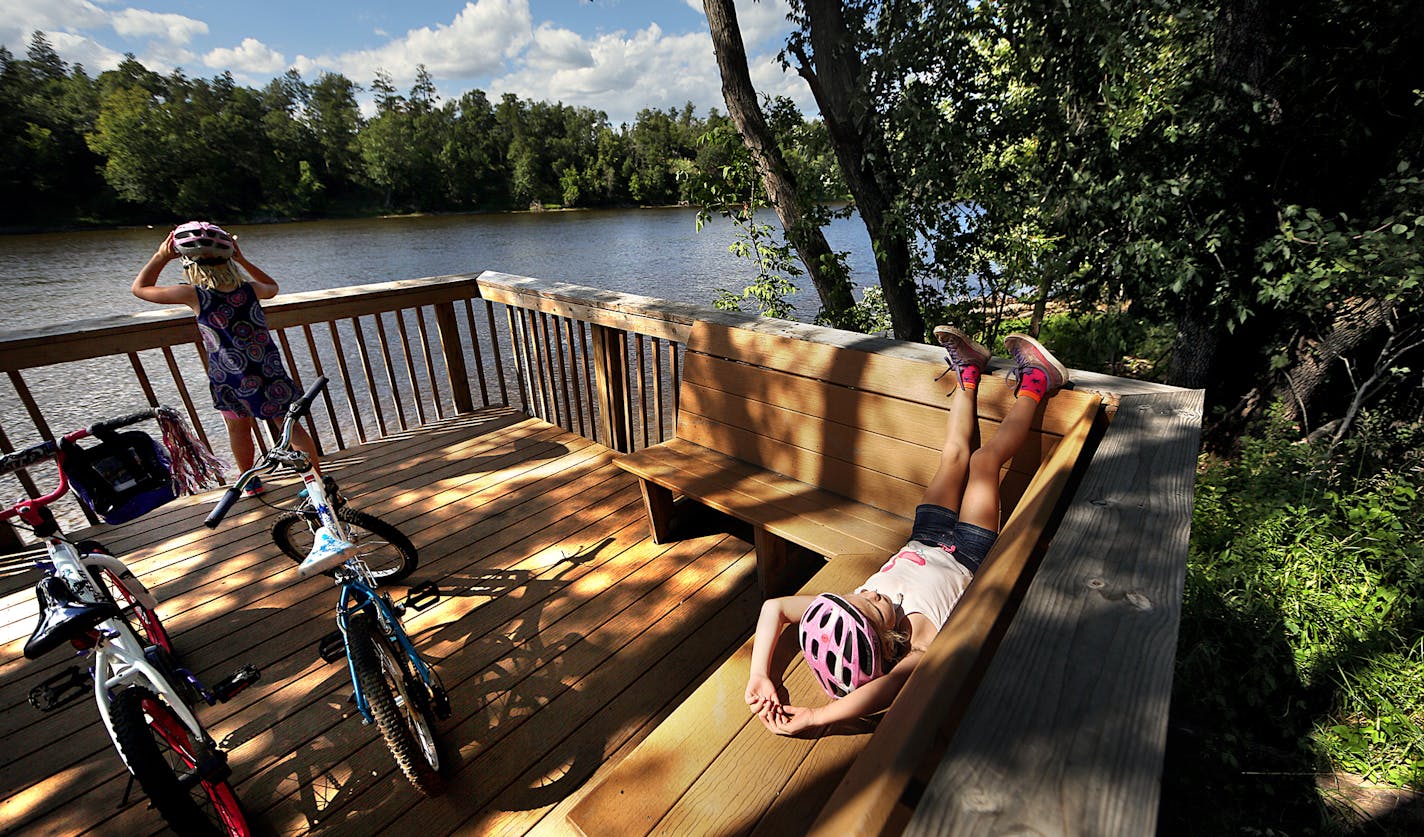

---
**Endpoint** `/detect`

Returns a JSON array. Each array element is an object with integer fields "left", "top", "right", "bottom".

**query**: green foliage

[
  {"left": 1168, "top": 410, "right": 1424, "bottom": 830},
  {"left": 688, "top": 122, "right": 811, "bottom": 321},
  {"left": 0, "top": 40, "right": 834, "bottom": 226},
  {"left": 1035, "top": 310, "right": 1175, "bottom": 380}
]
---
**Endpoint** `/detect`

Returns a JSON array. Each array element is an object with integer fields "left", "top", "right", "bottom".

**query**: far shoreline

[{"left": 0, "top": 202, "right": 711, "bottom": 237}]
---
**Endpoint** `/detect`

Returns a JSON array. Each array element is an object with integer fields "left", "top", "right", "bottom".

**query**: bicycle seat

[{"left": 25, "top": 576, "right": 118, "bottom": 659}]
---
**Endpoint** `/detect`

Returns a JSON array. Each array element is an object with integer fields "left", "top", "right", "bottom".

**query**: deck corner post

[
  {"left": 433, "top": 300, "right": 475, "bottom": 414},
  {"left": 591, "top": 323, "right": 634, "bottom": 453}
]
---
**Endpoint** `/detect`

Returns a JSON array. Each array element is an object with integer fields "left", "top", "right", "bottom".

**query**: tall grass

[
  {"left": 994, "top": 310, "right": 1424, "bottom": 832},
  {"left": 1165, "top": 410, "right": 1424, "bottom": 833}
]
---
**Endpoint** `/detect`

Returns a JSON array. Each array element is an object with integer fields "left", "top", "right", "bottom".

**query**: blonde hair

[{"left": 182, "top": 259, "right": 246, "bottom": 292}]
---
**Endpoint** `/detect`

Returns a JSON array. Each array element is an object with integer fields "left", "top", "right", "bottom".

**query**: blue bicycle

[{"left": 204, "top": 377, "right": 450, "bottom": 796}]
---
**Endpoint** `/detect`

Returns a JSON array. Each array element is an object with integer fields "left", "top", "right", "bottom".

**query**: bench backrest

[{"left": 677, "top": 321, "right": 1101, "bottom": 525}]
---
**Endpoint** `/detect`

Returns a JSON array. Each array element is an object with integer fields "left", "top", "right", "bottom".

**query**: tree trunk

[
  {"left": 1273, "top": 297, "right": 1390, "bottom": 425},
  {"left": 703, "top": 0, "right": 857, "bottom": 325},
  {"left": 1169, "top": 306, "right": 1219, "bottom": 390},
  {"left": 791, "top": 0, "right": 925, "bottom": 342}
]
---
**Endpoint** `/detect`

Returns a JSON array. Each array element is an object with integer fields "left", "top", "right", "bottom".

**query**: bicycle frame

[
  {"left": 293, "top": 471, "right": 437, "bottom": 721},
  {"left": 334, "top": 571, "right": 441, "bottom": 723},
  {"left": 47, "top": 537, "right": 211, "bottom": 755}
]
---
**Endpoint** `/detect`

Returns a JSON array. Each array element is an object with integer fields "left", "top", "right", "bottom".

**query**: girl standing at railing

[
  {"left": 132, "top": 222, "right": 320, "bottom": 495},
  {"left": 744, "top": 326, "right": 1067, "bottom": 735}
]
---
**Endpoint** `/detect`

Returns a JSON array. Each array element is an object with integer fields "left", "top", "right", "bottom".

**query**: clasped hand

[{"left": 745, "top": 674, "right": 822, "bottom": 736}]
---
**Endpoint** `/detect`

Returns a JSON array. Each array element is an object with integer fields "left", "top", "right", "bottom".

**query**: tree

[
  {"left": 307, "top": 72, "right": 363, "bottom": 198},
  {"left": 703, "top": 0, "right": 857, "bottom": 327},
  {"left": 786, "top": 0, "right": 924, "bottom": 340}
]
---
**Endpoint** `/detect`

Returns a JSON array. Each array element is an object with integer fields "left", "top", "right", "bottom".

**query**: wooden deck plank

[
  {"left": 0, "top": 417, "right": 613, "bottom": 767},
  {"left": 0, "top": 407, "right": 767, "bottom": 837}
]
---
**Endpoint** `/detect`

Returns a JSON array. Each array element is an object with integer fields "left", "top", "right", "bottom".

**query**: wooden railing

[{"left": 0, "top": 271, "right": 689, "bottom": 545}]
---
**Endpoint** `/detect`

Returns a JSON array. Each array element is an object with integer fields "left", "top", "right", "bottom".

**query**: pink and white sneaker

[
  {"left": 933, "top": 325, "right": 991, "bottom": 390},
  {"left": 1003, "top": 333, "right": 1068, "bottom": 402}
]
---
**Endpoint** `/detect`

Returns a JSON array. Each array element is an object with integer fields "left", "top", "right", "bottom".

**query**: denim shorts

[{"left": 909, "top": 503, "right": 997, "bottom": 574}]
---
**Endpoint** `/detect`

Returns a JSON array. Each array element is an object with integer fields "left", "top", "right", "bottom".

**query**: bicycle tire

[
  {"left": 80, "top": 542, "right": 175, "bottom": 654},
  {"left": 347, "top": 610, "right": 445, "bottom": 796},
  {"left": 109, "top": 686, "right": 251, "bottom": 836},
  {"left": 271, "top": 507, "right": 417, "bottom": 582}
]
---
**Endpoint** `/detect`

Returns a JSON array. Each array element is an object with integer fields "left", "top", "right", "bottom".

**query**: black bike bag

[{"left": 60, "top": 430, "right": 175, "bottom": 524}]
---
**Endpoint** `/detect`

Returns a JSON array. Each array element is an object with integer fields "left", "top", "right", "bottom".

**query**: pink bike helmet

[
  {"left": 171, "top": 221, "right": 235, "bottom": 265},
  {"left": 799, "top": 593, "right": 883, "bottom": 698}
]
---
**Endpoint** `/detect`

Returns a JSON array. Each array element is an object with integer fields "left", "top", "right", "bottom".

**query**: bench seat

[
  {"left": 569, "top": 321, "right": 1104, "bottom": 835},
  {"left": 614, "top": 321, "right": 1100, "bottom": 594}
]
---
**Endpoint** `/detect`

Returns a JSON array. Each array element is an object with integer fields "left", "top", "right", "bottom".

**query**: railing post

[
  {"left": 434, "top": 301, "right": 474, "bottom": 414},
  {"left": 590, "top": 323, "right": 633, "bottom": 453}
]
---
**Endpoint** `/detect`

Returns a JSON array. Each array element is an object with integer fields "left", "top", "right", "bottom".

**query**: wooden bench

[
  {"left": 567, "top": 322, "right": 1104, "bottom": 835},
  {"left": 614, "top": 320, "right": 1102, "bottom": 596}
]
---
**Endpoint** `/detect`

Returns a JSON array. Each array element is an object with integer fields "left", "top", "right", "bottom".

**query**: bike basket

[{"left": 60, "top": 430, "right": 175, "bottom": 524}]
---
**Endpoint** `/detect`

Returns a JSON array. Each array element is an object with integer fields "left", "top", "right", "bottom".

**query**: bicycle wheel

[
  {"left": 109, "top": 686, "right": 250, "bottom": 836},
  {"left": 347, "top": 610, "right": 445, "bottom": 796},
  {"left": 80, "top": 542, "right": 174, "bottom": 654},
  {"left": 272, "top": 507, "right": 417, "bottom": 582}
]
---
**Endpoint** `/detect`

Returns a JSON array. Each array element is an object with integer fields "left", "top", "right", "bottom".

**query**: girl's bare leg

[
  {"left": 222, "top": 415, "right": 257, "bottom": 471},
  {"left": 920, "top": 382, "right": 979, "bottom": 512},
  {"left": 958, "top": 394, "right": 1039, "bottom": 532}
]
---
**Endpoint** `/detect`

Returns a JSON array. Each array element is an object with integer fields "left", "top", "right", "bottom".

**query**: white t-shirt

[{"left": 855, "top": 540, "right": 973, "bottom": 630}]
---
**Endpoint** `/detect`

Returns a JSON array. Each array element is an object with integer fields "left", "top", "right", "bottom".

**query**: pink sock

[
  {"left": 1016, "top": 367, "right": 1049, "bottom": 402},
  {"left": 959, "top": 364, "right": 982, "bottom": 390}
]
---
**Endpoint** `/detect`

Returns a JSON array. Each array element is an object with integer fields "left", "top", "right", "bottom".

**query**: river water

[
  {"left": 0, "top": 207, "right": 876, "bottom": 333},
  {"left": 0, "top": 209, "right": 876, "bottom": 519}
]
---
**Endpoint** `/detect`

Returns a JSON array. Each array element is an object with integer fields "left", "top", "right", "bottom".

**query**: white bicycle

[{"left": 2, "top": 409, "right": 258, "bottom": 836}]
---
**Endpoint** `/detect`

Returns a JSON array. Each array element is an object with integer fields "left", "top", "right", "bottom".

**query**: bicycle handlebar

[
  {"left": 203, "top": 377, "right": 328, "bottom": 530},
  {"left": 289, "top": 376, "right": 327, "bottom": 423},
  {"left": 204, "top": 486, "right": 243, "bottom": 529},
  {"left": 0, "top": 407, "right": 168, "bottom": 523},
  {"left": 0, "top": 408, "right": 164, "bottom": 480}
]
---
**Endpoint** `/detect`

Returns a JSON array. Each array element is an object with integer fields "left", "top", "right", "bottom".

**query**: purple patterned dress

[{"left": 195, "top": 285, "right": 296, "bottom": 420}]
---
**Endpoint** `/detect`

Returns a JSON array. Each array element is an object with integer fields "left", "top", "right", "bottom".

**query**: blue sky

[{"left": 1, "top": 0, "right": 809, "bottom": 125}]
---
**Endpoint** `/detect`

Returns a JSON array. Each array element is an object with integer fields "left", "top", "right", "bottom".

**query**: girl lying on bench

[{"left": 744, "top": 327, "right": 1067, "bottom": 735}]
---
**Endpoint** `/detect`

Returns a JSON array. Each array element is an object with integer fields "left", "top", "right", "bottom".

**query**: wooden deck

[{"left": 0, "top": 407, "right": 762, "bottom": 836}]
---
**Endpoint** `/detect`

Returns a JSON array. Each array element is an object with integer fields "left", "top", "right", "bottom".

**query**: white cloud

[
  {"left": 732, "top": 0, "right": 796, "bottom": 51},
  {"left": 41, "top": 29, "right": 123, "bottom": 72},
  {"left": 0, "top": 0, "right": 812, "bottom": 126},
  {"left": 111, "top": 9, "right": 207, "bottom": 44},
  {"left": 318, "top": 0, "right": 533, "bottom": 92},
  {"left": 494, "top": 1, "right": 809, "bottom": 125},
  {"left": 527, "top": 22, "right": 594, "bottom": 71},
  {"left": 204, "top": 37, "right": 286, "bottom": 76},
  {"left": 679, "top": 0, "right": 795, "bottom": 51}
]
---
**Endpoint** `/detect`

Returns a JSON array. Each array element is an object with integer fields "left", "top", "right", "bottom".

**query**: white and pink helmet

[
  {"left": 798, "top": 593, "right": 883, "bottom": 698},
  {"left": 171, "top": 221, "right": 235, "bottom": 265}
]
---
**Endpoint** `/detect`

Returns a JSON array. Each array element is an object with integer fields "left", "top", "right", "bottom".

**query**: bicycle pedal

[
  {"left": 211, "top": 665, "right": 261, "bottom": 703},
  {"left": 317, "top": 630, "right": 346, "bottom": 663},
  {"left": 431, "top": 684, "right": 452, "bottom": 720},
  {"left": 28, "top": 665, "right": 91, "bottom": 712},
  {"left": 404, "top": 581, "right": 441, "bottom": 612}
]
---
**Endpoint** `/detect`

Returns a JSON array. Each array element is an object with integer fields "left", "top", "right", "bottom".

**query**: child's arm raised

[
  {"left": 746, "top": 595, "right": 815, "bottom": 719},
  {"left": 132, "top": 235, "right": 197, "bottom": 308},
  {"left": 232, "top": 237, "right": 280, "bottom": 300}
]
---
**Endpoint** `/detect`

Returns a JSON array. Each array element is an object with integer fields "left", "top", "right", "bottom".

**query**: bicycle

[
  {"left": 204, "top": 376, "right": 450, "bottom": 796},
  {"left": 1, "top": 408, "right": 259, "bottom": 836}
]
